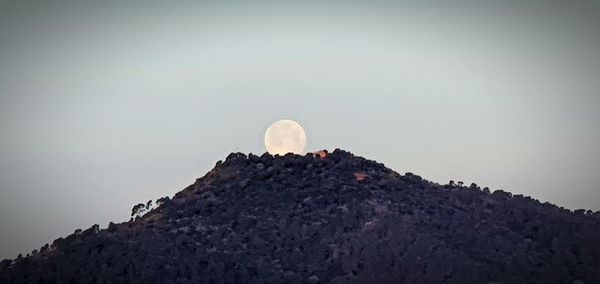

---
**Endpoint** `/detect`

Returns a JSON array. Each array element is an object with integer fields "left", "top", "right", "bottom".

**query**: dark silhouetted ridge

[{"left": 1, "top": 149, "right": 599, "bottom": 283}]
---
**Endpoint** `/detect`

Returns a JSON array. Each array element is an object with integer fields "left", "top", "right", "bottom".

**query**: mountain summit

[{"left": 2, "top": 149, "right": 599, "bottom": 283}]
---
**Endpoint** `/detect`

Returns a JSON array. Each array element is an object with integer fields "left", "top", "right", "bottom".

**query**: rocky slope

[{"left": 1, "top": 149, "right": 599, "bottom": 283}]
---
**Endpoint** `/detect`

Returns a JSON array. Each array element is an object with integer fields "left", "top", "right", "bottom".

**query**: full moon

[{"left": 264, "top": 119, "right": 307, "bottom": 155}]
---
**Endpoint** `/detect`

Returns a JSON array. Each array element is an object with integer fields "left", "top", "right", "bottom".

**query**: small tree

[
  {"left": 131, "top": 203, "right": 145, "bottom": 218},
  {"left": 156, "top": 196, "right": 170, "bottom": 206}
]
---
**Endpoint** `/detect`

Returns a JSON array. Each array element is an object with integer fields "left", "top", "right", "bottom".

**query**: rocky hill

[{"left": 1, "top": 149, "right": 599, "bottom": 283}]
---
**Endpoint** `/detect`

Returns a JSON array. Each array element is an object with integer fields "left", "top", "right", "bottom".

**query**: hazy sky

[{"left": 1, "top": 0, "right": 599, "bottom": 259}]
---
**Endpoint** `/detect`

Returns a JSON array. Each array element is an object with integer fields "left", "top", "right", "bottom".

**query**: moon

[{"left": 264, "top": 119, "right": 307, "bottom": 155}]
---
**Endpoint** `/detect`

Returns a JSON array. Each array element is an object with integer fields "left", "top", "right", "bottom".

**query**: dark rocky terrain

[{"left": 1, "top": 149, "right": 600, "bottom": 283}]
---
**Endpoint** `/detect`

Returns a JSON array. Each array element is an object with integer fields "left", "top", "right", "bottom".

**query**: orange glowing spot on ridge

[{"left": 313, "top": 150, "right": 328, "bottom": 159}]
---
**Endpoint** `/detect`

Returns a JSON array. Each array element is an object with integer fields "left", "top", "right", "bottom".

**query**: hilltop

[{"left": 1, "top": 149, "right": 599, "bottom": 283}]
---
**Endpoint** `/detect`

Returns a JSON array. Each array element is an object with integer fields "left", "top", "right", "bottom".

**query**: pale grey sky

[{"left": 1, "top": 0, "right": 599, "bottom": 259}]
